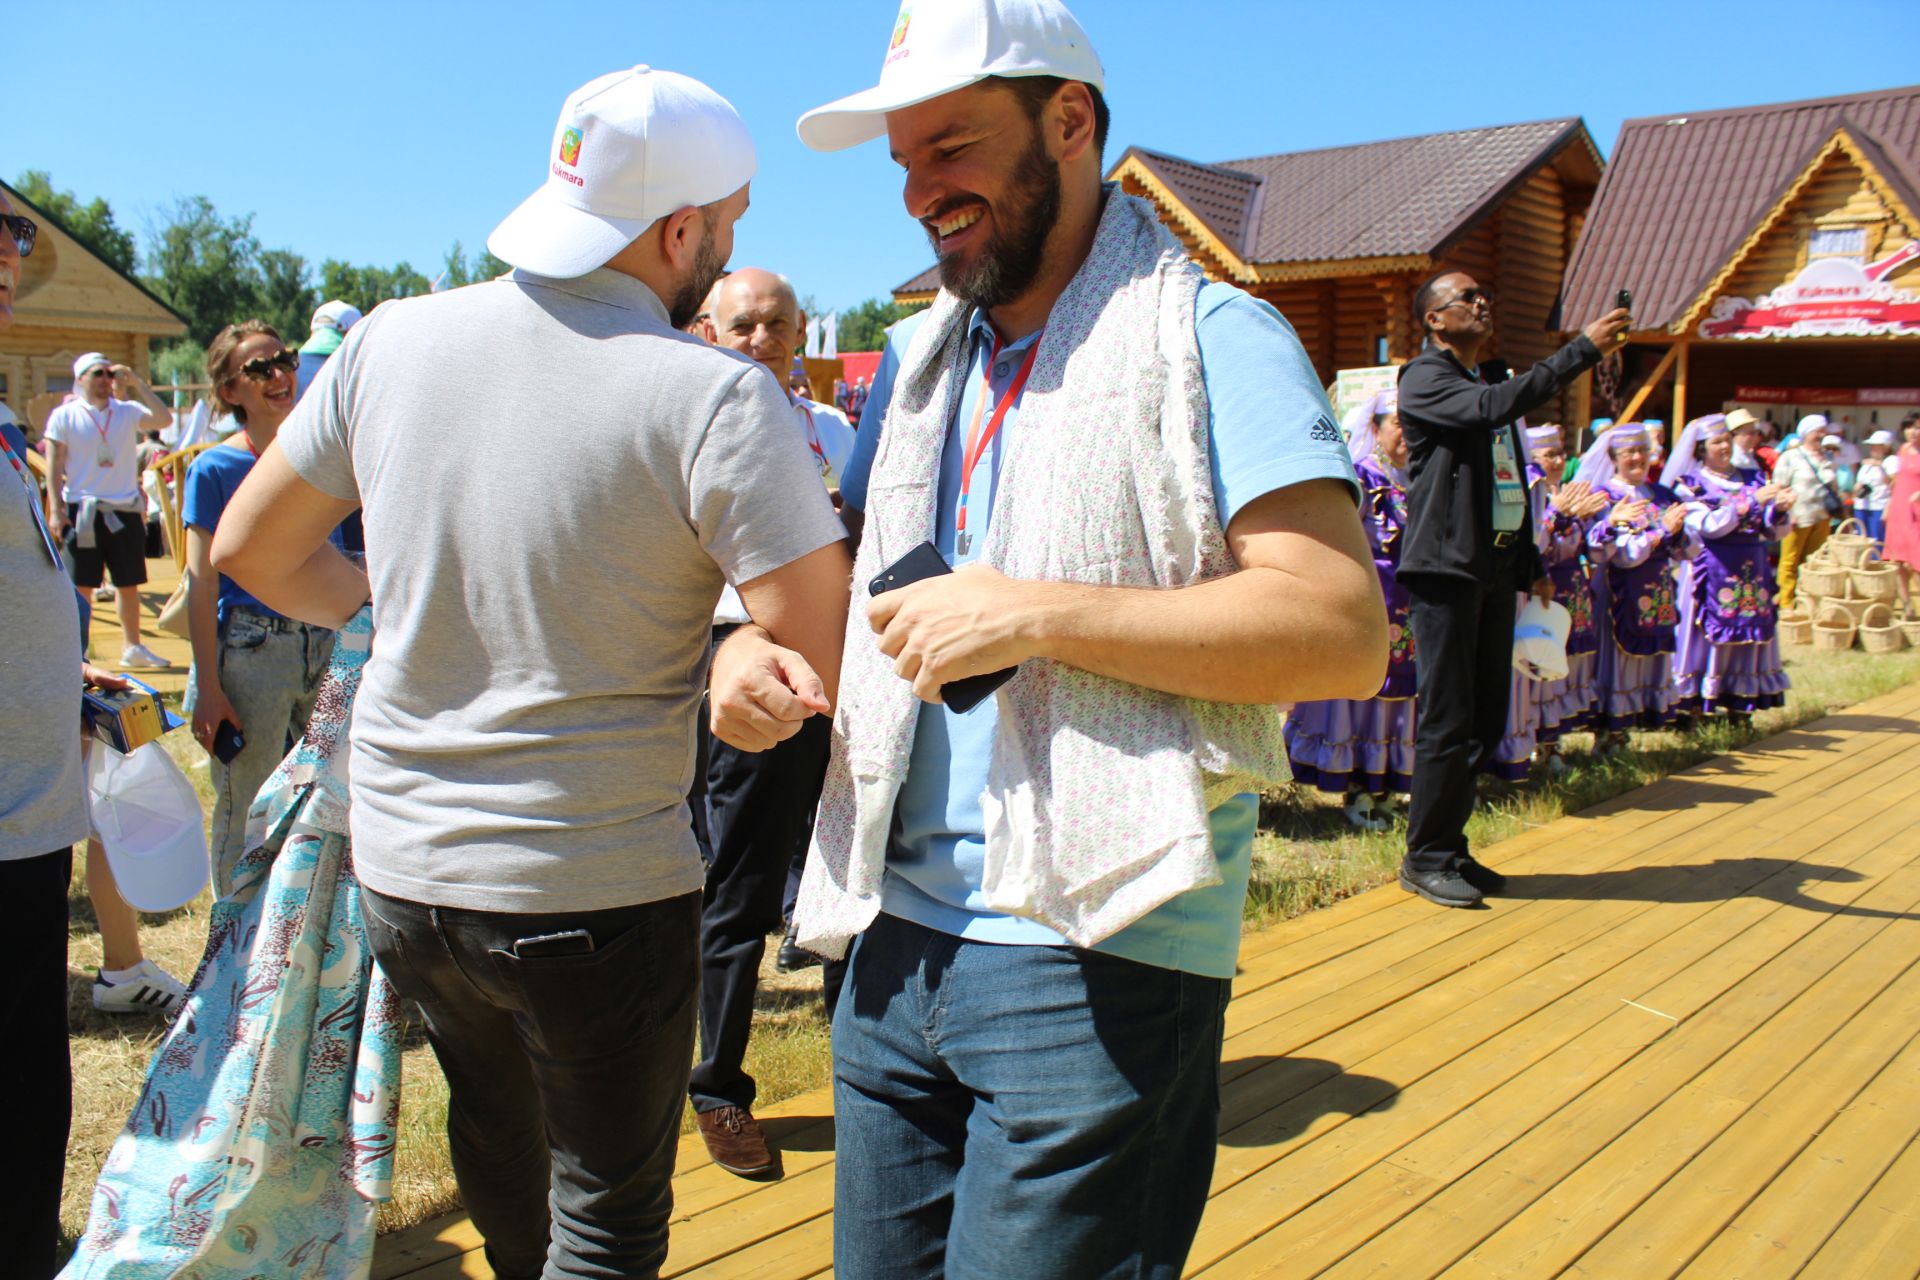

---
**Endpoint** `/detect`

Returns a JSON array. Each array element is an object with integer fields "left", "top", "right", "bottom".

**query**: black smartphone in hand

[
  {"left": 869, "top": 541, "right": 1019, "bottom": 714},
  {"left": 212, "top": 720, "right": 245, "bottom": 764},
  {"left": 1616, "top": 287, "right": 1633, "bottom": 314}
]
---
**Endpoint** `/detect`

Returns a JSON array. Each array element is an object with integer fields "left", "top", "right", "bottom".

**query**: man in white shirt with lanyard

[
  {"left": 690, "top": 266, "right": 852, "bottom": 1179},
  {"left": 44, "top": 352, "right": 174, "bottom": 668}
]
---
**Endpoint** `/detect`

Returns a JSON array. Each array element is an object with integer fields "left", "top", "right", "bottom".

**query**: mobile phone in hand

[
  {"left": 869, "top": 541, "right": 1019, "bottom": 714},
  {"left": 212, "top": 720, "right": 245, "bottom": 764},
  {"left": 1616, "top": 287, "right": 1633, "bottom": 314}
]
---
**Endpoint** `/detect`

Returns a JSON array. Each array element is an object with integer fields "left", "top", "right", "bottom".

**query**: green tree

[
  {"left": 142, "top": 197, "right": 265, "bottom": 347},
  {"left": 836, "top": 296, "right": 926, "bottom": 352},
  {"left": 12, "top": 170, "right": 138, "bottom": 274},
  {"left": 150, "top": 340, "right": 209, "bottom": 400},
  {"left": 257, "top": 249, "right": 316, "bottom": 342},
  {"left": 441, "top": 240, "right": 511, "bottom": 289},
  {"left": 317, "top": 259, "right": 432, "bottom": 314}
]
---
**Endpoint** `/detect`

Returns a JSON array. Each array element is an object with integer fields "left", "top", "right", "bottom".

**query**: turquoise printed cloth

[{"left": 63, "top": 608, "right": 402, "bottom": 1279}]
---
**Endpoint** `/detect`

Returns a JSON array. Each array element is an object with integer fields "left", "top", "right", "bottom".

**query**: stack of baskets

[{"left": 1794, "top": 519, "right": 1909, "bottom": 651}]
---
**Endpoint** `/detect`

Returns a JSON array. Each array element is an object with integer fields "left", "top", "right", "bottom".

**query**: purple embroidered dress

[
  {"left": 1285, "top": 456, "right": 1417, "bottom": 796},
  {"left": 1589, "top": 481, "right": 1696, "bottom": 731},
  {"left": 1673, "top": 467, "right": 1790, "bottom": 714},
  {"left": 1537, "top": 475, "right": 1601, "bottom": 734}
]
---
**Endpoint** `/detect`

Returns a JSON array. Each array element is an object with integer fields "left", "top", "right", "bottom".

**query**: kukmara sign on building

[{"left": 1700, "top": 242, "right": 1920, "bottom": 340}]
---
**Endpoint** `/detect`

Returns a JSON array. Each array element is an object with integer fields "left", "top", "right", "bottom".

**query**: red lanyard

[
  {"left": 85, "top": 402, "right": 113, "bottom": 448},
  {"left": 956, "top": 334, "right": 1041, "bottom": 553},
  {"left": 793, "top": 397, "right": 829, "bottom": 474}
]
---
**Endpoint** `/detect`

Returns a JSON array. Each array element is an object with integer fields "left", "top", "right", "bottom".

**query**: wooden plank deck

[
  {"left": 376, "top": 683, "right": 1920, "bottom": 1280},
  {"left": 84, "top": 552, "right": 192, "bottom": 697}
]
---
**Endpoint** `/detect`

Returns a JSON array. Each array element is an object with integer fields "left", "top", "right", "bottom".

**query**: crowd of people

[{"left": 8, "top": 2, "right": 1920, "bottom": 1278}]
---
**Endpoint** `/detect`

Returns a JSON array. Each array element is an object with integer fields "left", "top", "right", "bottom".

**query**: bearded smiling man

[
  {"left": 796, "top": 2, "right": 1386, "bottom": 1276},
  {"left": 210, "top": 68, "right": 850, "bottom": 1278}
]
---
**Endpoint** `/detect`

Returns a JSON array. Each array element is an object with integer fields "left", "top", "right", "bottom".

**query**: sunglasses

[
  {"left": 1436, "top": 288, "right": 1493, "bottom": 313},
  {"left": 1, "top": 213, "right": 36, "bottom": 257},
  {"left": 234, "top": 349, "right": 299, "bottom": 382}
]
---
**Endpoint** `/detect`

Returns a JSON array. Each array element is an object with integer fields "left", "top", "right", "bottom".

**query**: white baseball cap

[
  {"left": 1797, "top": 413, "right": 1830, "bottom": 434},
  {"left": 1868, "top": 429, "right": 1897, "bottom": 446},
  {"left": 797, "top": 0, "right": 1104, "bottom": 152},
  {"left": 73, "top": 351, "right": 111, "bottom": 380},
  {"left": 311, "top": 299, "right": 363, "bottom": 333},
  {"left": 489, "top": 66, "right": 757, "bottom": 279}
]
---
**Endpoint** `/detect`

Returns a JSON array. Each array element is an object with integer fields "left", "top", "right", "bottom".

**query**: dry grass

[{"left": 58, "top": 642, "right": 1920, "bottom": 1260}]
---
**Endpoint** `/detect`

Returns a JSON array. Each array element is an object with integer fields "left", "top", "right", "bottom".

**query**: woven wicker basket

[
  {"left": 1799, "top": 557, "right": 1849, "bottom": 599},
  {"left": 1826, "top": 588, "right": 1880, "bottom": 626},
  {"left": 1902, "top": 616, "right": 1920, "bottom": 648},
  {"left": 1777, "top": 606, "right": 1814, "bottom": 646},
  {"left": 1860, "top": 603, "right": 1907, "bottom": 653},
  {"left": 1851, "top": 560, "right": 1901, "bottom": 603},
  {"left": 1826, "top": 518, "right": 1877, "bottom": 568},
  {"left": 1812, "top": 602, "right": 1857, "bottom": 651}
]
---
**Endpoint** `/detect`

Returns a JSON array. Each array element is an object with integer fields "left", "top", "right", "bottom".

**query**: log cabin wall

[{"left": 1716, "top": 148, "right": 1920, "bottom": 304}]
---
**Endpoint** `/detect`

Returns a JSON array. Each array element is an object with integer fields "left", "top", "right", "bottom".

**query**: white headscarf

[
  {"left": 1573, "top": 422, "right": 1652, "bottom": 491},
  {"left": 1659, "top": 413, "right": 1729, "bottom": 489},
  {"left": 1344, "top": 387, "right": 1398, "bottom": 468}
]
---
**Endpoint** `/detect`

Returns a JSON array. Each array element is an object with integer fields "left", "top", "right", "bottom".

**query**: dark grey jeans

[{"left": 359, "top": 885, "right": 701, "bottom": 1280}]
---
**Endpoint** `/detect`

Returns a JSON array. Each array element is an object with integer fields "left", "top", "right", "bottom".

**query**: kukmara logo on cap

[
  {"left": 890, "top": 4, "right": 912, "bottom": 49},
  {"left": 559, "top": 127, "right": 583, "bottom": 167}
]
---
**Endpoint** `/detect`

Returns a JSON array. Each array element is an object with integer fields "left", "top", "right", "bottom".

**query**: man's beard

[
  {"left": 930, "top": 129, "right": 1061, "bottom": 310},
  {"left": 667, "top": 218, "right": 728, "bottom": 331}
]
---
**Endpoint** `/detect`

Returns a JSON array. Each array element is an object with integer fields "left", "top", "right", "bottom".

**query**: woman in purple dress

[
  {"left": 1576, "top": 423, "right": 1698, "bottom": 750},
  {"left": 1286, "top": 391, "right": 1417, "bottom": 830},
  {"left": 1508, "top": 425, "right": 1612, "bottom": 774},
  {"left": 1662, "top": 414, "right": 1792, "bottom": 723}
]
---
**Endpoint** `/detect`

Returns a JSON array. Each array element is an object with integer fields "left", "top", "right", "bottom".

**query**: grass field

[{"left": 57, "top": 641, "right": 1920, "bottom": 1257}]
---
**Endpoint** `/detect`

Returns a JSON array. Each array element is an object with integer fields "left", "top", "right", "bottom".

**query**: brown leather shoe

[{"left": 696, "top": 1105, "right": 781, "bottom": 1180}]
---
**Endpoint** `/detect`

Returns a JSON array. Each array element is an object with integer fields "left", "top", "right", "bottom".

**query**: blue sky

[{"left": 13, "top": 1, "right": 1916, "bottom": 317}]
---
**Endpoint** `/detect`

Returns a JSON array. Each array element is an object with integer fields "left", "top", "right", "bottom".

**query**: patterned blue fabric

[{"left": 63, "top": 608, "right": 402, "bottom": 1279}]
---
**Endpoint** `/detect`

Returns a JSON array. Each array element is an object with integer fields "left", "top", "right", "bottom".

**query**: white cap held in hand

[
  {"left": 798, "top": 0, "right": 1103, "bottom": 152},
  {"left": 489, "top": 66, "right": 757, "bottom": 279}
]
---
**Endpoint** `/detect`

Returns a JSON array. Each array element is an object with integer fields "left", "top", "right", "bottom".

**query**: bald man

[{"left": 691, "top": 267, "right": 852, "bottom": 1178}]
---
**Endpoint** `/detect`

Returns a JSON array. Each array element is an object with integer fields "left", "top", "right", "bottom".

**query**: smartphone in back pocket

[{"left": 868, "top": 541, "right": 1019, "bottom": 714}]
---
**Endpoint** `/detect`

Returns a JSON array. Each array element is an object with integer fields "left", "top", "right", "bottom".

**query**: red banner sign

[
  {"left": 1701, "top": 246, "right": 1920, "bottom": 340},
  {"left": 1734, "top": 386, "right": 1920, "bottom": 405}
]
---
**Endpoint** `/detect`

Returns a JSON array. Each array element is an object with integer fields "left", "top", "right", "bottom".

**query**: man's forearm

[{"left": 1011, "top": 566, "right": 1385, "bottom": 705}]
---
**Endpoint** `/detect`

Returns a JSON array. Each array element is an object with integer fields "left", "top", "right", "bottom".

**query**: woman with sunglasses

[{"left": 183, "top": 321, "right": 337, "bottom": 892}]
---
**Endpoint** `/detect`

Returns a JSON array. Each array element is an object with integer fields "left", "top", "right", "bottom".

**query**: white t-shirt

[
  {"left": 44, "top": 397, "right": 148, "bottom": 505},
  {"left": 713, "top": 393, "right": 854, "bottom": 626},
  {"left": 1858, "top": 459, "right": 1891, "bottom": 511}
]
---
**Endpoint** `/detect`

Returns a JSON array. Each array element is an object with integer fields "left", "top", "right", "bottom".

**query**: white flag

[{"left": 823, "top": 312, "right": 839, "bottom": 359}]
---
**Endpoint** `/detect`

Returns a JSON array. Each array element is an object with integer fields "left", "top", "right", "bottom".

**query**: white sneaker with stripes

[{"left": 91, "top": 959, "right": 188, "bottom": 1015}]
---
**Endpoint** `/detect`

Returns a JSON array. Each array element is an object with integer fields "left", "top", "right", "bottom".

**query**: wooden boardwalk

[
  {"left": 376, "top": 683, "right": 1920, "bottom": 1280},
  {"left": 84, "top": 553, "right": 192, "bottom": 697}
]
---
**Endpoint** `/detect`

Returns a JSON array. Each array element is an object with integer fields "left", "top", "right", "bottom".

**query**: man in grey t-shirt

[{"left": 211, "top": 69, "right": 851, "bottom": 1278}]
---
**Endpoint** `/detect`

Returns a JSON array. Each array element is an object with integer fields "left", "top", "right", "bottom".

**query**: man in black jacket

[{"left": 1396, "top": 272, "right": 1629, "bottom": 906}]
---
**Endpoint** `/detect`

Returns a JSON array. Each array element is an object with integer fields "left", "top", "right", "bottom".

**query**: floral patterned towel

[{"left": 63, "top": 608, "right": 401, "bottom": 1280}]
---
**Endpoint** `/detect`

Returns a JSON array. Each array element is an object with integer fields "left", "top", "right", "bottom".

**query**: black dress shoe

[
  {"left": 1454, "top": 855, "right": 1508, "bottom": 895},
  {"left": 776, "top": 927, "right": 822, "bottom": 973},
  {"left": 1399, "top": 865, "right": 1484, "bottom": 908}
]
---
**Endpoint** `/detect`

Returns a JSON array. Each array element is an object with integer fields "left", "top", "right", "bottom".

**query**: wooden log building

[
  {"left": 894, "top": 117, "right": 1603, "bottom": 419},
  {"left": 0, "top": 178, "right": 188, "bottom": 436},
  {"left": 1557, "top": 85, "right": 1920, "bottom": 440}
]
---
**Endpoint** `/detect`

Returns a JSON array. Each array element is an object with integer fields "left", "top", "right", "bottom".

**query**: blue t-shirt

[
  {"left": 181, "top": 442, "right": 281, "bottom": 628},
  {"left": 842, "top": 283, "right": 1356, "bottom": 978}
]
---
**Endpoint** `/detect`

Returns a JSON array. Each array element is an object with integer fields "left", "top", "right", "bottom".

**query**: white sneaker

[
  {"left": 94, "top": 585, "right": 117, "bottom": 603},
  {"left": 119, "top": 642, "right": 169, "bottom": 669},
  {"left": 1343, "top": 793, "right": 1391, "bottom": 832},
  {"left": 92, "top": 959, "right": 189, "bottom": 1015}
]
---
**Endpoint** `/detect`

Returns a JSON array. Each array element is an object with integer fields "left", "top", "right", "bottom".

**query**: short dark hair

[
  {"left": 1413, "top": 272, "right": 1453, "bottom": 335},
  {"left": 995, "top": 75, "right": 1110, "bottom": 157}
]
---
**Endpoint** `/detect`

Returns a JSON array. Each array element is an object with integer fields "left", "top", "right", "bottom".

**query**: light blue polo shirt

[{"left": 841, "top": 283, "right": 1354, "bottom": 978}]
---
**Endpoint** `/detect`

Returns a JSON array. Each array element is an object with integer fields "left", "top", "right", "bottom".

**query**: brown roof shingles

[
  {"left": 892, "top": 117, "right": 1592, "bottom": 295},
  {"left": 1558, "top": 84, "right": 1920, "bottom": 331}
]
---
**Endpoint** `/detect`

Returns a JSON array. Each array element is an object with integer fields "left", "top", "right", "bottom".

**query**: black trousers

[
  {"left": 690, "top": 707, "right": 832, "bottom": 1114},
  {"left": 359, "top": 886, "right": 700, "bottom": 1280},
  {"left": 0, "top": 849, "right": 73, "bottom": 1280},
  {"left": 1404, "top": 570, "right": 1520, "bottom": 874}
]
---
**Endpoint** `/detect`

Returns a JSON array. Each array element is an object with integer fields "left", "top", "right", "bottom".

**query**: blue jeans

[
  {"left": 185, "top": 609, "right": 333, "bottom": 895},
  {"left": 831, "top": 911, "right": 1230, "bottom": 1280},
  {"left": 1860, "top": 508, "right": 1886, "bottom": 545}
]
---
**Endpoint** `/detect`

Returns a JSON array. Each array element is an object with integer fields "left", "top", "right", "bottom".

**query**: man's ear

[
  {"left": 1052, "top": 81, "right": 1096, "bottom": 165},
  {"left": 658, "top": 205, "right": 702, "bottom": 273}
]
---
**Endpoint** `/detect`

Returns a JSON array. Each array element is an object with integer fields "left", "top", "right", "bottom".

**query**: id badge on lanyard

[
  {"left": 89, "top": 405, "right": 115, "bottom": 467},
  {"left": 1491, "top": 426, "right": 1527, "bottom": 531}
]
